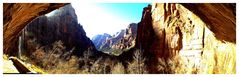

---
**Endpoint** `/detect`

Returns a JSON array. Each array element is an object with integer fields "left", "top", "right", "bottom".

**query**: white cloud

[{"left": 71, "top": 3, "right": 130, "bottom": 39}]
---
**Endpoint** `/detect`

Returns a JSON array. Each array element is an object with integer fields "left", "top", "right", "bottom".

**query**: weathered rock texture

[
  {"left": 3, "top": 3, "right": 67, "bottom": 55},
  {"left": 22, "top": 4, "right": 97, "bottom": 57},
  {"left": 110, "top": 23, "right": 138, "bottom": 51},
  {"left": 181, "top": 3, "right": 236, "bottom": 43},
  {"left": 136, "top": 3, "right": 236, "bottom": 73}
]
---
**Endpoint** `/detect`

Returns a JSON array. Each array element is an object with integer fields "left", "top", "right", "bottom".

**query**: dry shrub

[
  {"left": 157, "top": 55, "right": 197, "bottom": 74},
  {"left": 88, "top": 57, "right": 112, "bottom": 74},
  {"left": 31, "top": 46, "right": 45, "bottom": 66},
  {"left": 78, "top": 48, "right": 94, "bottom": 73},
  {"left": 76, "top": 49, "right": 111, "bottom": 74},
  {"left": 28, "top": 40, "right": 82, "bottom": 74},
  {"left": 90, "top": 57, "right": 105, "bottom": 74},
  {"left": 112, "top": 62, "right": 125, "bottom": 74},
  {"left": 42, "top": 41, "right": 65, "bottom": 69},
  {"left": 127, "top": 49, "right": 148, "bottom": 74},
  {"left": 48, "top": 56, "right": 80, "bottom": 74},
  {"left": 25, "top": 40, "right": 128, "bottom": 74},
  {"left": 157, "top": 57, "right": 176, "bottom": 73}
]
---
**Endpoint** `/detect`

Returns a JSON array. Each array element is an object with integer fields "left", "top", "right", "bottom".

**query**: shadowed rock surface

[
  {"left": 22, "top": 4, "right": 97, "bottom": 57},
  {"left": 3, "top": 3, "right": 67, "bottom": 56}
]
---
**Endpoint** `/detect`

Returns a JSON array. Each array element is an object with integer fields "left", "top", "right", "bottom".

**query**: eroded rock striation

[
  {"left": 135, "top": 3, "right": 236, "bottom": 73},
  {"left": 3, "top": 3, "right": 67, "bottom": 55}
]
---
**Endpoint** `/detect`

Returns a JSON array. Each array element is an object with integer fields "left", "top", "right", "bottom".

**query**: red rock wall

[
  {"left": 3, "top": 3, "right": 67, "bottom": 55},
  {"left": 136, "top": 3, "right": 236, "bottom": 73}
]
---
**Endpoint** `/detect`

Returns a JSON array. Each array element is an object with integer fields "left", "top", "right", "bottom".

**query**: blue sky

[
  {"left": 97, "top": 3, "right": 149, "bottom": 23},
  {"left": 72, "top": 3, "right": 149, "bottom": 38}
]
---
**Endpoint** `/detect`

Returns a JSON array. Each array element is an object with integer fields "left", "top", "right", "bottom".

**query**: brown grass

[{"left": 111, "top": 62, "right": 125, "bottom": 74}]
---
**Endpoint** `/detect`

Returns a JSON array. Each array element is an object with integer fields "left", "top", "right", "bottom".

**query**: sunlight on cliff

[
  {"left": 152, "top": 3, "right": 236, "bottom": 74},
  {"left": 45, "top": 9, "right": 58, "bottom": 17}
]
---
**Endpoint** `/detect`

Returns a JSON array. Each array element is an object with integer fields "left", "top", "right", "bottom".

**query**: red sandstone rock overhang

[
  {"left": 3, "top": 3, "right": 69, "bottom": 55},
  {"left": 181, "top": 3, "right": 236, "bottom": 43}
]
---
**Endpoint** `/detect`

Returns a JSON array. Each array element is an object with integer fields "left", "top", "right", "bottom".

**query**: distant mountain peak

[{"left": 91, "top": 23, "right": 138, "bottom": 55}]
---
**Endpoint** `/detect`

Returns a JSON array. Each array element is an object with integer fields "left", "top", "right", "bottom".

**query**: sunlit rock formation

[
  {"left": 92, "top": 33, "right": 112, "bottom": 50},
  {"left": 92, "top": 23, "right": 138, "bottom": 55},
  {"left": 136, "top": 3, "right": 236, "bottom": 73},
  {"left": 111, "top": 23, "right": 138, "bottom": 51}
]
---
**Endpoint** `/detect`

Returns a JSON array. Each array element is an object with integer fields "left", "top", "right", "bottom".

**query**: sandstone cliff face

[
  {"left": 136, "top": 3, "right": 235, "bottom": 73},
  {"left": 91, "top": 33, "right": 112, "bottom": 50},
  {"left": 135, "top": 5, "right": 159, "bottom": 73},
  {"left": 97, "top": 30, "right": 126, "bottom": 52},
  {"left": 22, "top": 4, "right": 97, "bottom": 57},
  {"left": 111, "top": 23, "right": 138, "bottom": 51},
  {"left": 93, "top": 23, "right": 138, "bottom": 55},
  {"left": 3, "top": 3, "right": 67, "bottom": 55}
]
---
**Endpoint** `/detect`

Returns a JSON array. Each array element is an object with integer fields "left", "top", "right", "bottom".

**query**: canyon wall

[
  {"left": 92, "top": 33, "right": 112, "bottom": 50},
  {"left": 3, "top": 3, "right": 67, "bottom": 56},
  {"left": 136, "top": 3, "right": 236, "bottom": 73},
  {"left": 3, "top": 3, "right": 236, "bottom": 74},
  {"left": 22, "top": 4, "right": 97, "bottom": 57},
  {"left": 110, "top": 23, "right": 137, "bottom": 52},
  {"left": 92, "top": 23, "right": 138, "bottom": 55}
]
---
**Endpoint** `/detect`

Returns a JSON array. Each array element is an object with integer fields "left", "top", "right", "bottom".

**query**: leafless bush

[
  {"left": 157, "top": 55, "right": 193, "bottom": 74},
  {"left": 31, "top": 46, "right": 45, "bottom": 66},
  {"left": 89, "top": 57, "right": 105, "bottom": 74},
  {"left": 48, "top": 56, "right": 80, "bottom": 74},
  {"left": 28, "top": 40, "right": 82, "bottom": 73},
  {"left": 127, "top": 49, "right": 148, "bottom": 74}
]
